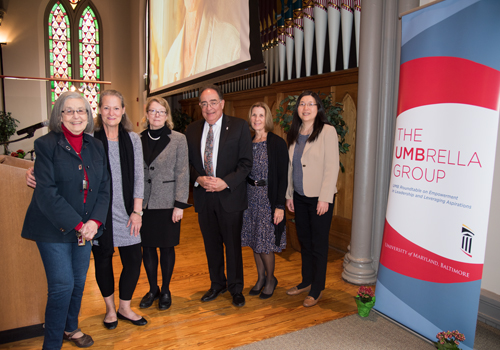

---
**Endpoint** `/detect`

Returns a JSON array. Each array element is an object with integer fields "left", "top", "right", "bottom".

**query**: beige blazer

[{"left": 286, "top": 124, "right": 340, "bottom": 203}]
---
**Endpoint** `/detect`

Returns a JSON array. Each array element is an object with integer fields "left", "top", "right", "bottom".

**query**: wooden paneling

[
  {"left": 0, "top": 156, "right": 46, "bottom": 332},
  {"left": 180, "top": 69, "right": 358, "bottom": 252}
]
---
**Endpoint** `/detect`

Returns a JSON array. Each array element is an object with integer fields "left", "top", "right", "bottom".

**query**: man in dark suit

[{"left": 185, "top": 85, "right": 252, "bottom": 307}]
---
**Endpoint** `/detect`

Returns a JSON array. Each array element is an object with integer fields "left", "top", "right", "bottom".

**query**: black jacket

[{"left": 21, "top": 131, "right": 110, "bottom": 243}]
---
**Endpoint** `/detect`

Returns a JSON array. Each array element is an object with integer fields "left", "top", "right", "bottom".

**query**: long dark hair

[{"left": 286, "top": 91, "right": 331, "bottom": 148}]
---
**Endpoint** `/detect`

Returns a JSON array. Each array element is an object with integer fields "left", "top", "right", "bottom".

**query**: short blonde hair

[
  {"left": 248, "top": 102, "right": 274, "bottom": 132},
  {"left": 143, "top": 96, "right": 174, "bottom": 129}
]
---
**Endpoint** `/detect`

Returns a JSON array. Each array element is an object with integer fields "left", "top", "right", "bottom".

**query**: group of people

[{"left": 21, "top": 85, "right": 340, "bottom": 350}]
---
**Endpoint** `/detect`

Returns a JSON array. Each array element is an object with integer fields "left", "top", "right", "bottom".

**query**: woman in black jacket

[
  {"left": 22, "top": 91, "right": 110, "bottom": 349},
  {"left": 241, "top": 102, "right": 288, "bottom": 299}
]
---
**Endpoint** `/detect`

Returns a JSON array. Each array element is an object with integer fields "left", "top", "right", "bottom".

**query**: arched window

[{"left": 45, "top": 0, "right": 102, "bottom": 117}]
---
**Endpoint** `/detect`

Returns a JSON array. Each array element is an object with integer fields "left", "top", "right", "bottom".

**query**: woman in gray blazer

[{"left": 139, "top": 96, "right": 190, "bottom": 311}]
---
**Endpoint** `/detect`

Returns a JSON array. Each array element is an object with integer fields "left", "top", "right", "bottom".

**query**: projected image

[{"left": 149, "top": 0, "right": 249, "bottom": 93}]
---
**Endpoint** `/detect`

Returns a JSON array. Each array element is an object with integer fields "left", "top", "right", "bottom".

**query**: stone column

[{"left": 342, "top": 0, "right": 419, "bottom": 285}]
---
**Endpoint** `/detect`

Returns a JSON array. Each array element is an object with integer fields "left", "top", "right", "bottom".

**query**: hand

[
  {"left": 26, "top": 167, "right": 36, "bottom": 188},
  {"left": 286, "top": 199, "right": 294, "bottom": 213},
  {"left": 210, "top": 178, "right": 228, "bottom": 192},
  {"left": 80, "top": 220, "right": 98, "bottom": 241},
  {"left": 316, "top": 201, "right": 329, "bottom": 216},
  {"left": 196, "top": 176, "right": 212, "bottom": 190},
  {"left": 273, "top": 208, "right": 284, "bottom": 225},
  {"left": 172, "top": 208, "right": 184, "bottom": 223},
  {"left": 127, "top": 212, "right": 142, "bottom": 237}
]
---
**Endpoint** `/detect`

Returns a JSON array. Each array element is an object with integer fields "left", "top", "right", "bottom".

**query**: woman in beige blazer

[{"left": 285, "top": 91, "right": 340, "bottom": 307}]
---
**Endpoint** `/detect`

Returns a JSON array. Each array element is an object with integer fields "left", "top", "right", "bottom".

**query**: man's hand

[{"left": 197, "top": 176, "right": 228, "bottom": 192}]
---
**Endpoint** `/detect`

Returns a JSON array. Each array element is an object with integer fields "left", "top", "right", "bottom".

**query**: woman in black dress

[
  {"left": 241, "top": 102, "right": 288, "bottom": 299},
  {"left": 139, "top": 96, "right": 190, "bottom": 310}
]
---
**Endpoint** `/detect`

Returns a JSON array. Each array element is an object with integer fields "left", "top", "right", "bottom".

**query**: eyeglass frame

[
  {"left": 298, "top": 102, "right": 318, "bottom": 108},
  {"left": 199, "top": 100, "right": 222, "bottom": 109},
  {"left": 62, "top": 108, "right": 88, "bottom": 116},
  {"left": 147, "top": 109, "right": 168, "bottom": 116}
]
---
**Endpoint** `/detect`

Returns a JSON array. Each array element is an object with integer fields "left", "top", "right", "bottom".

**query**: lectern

[{"left": 0, "top": 155, "right": 46, "bottom": 340}]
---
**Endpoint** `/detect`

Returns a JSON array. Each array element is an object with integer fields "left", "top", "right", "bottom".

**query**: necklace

[
  {"left": 148, "top": 131, "right": 160, "bottom": 141},
  {"left": 107, "top": 136, "right": 118, "bottom": 141}
]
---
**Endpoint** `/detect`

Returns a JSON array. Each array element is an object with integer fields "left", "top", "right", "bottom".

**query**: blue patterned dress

[{"left": 241, "top": 141, "right": 286, "bottom": 253}]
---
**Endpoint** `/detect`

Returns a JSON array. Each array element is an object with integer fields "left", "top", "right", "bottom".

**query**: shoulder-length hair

[
  {"left": 286, "top": 91, "right": 331, "bottom": 148},
  {"left": 94, "top": 90, "right": 133, "bottom": 132},
  {"left": 248, "top": 102, "right": 274, "bottom": 132},
  {"left": 142, "top": 96, "right": 174, "bottom": 129},
  {"left": 49, "top": 91, "right": 94, "bottom": 133}
]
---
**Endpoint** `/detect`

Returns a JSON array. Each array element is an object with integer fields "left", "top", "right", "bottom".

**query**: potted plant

[
  {"left": 434, "top": 330, "right": 465, "bottom": 350},
  {"left": 354, "top": 286, "right": 376, "bottom": 317},
  {"left": 274, "top": 93, "right": 350, "bottom": 171},
  {"left": 172, "top": 109, "right": 192, "bottom": 134},
  {"left": 0, "top": 111, "right": 19, "bottom": 155}
]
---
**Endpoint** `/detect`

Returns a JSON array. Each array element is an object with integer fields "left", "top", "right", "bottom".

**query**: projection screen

[{"left": 148, "top": 0, "right": 264, "bottom": 96}]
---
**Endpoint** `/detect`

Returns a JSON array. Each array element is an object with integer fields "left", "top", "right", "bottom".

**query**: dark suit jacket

[
  {"left": 185, "top": 114, "right": 252, "bottom": 213},
  {"left": 21, "top": 131, "right": 110, "bottom": 243}
]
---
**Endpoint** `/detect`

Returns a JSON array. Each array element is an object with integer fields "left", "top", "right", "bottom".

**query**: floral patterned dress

[{"left": 241, "top": 141, "right": 286, "bottom": 253}]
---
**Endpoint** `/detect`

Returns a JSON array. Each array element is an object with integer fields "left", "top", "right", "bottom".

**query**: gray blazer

[{"left": 142, "top": 129, "right": 190, "bottom": 209}]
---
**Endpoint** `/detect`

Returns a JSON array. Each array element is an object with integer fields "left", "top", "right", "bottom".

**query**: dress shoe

[
  {"left": 103, "top": 319, "right": 117, "bottom": 330},
  {"left": 63, "top": 329, "right": 94, "bottom": 348},
  {"left": 201, "top": 287, "right": 227, "bottom": 302},
  {"left": 139, "top": 288, "right": 160, "bottom": 309},
  {"left": 303, "top": 291, "right": 323, "bottom": 307},
  {"left": 286, "top": 284, "right": 311, "bottom": 296},
  {"left": 259, "top": 278, "right": 278, "bottom": 300},
  {"left": 116, "top": 311, "right": 148, "bottom": 326},
  {"left": 248, "top": 281, "right": 266, "bottom": 296},
  {"left": 232, "top": 292, "right": 246, "bottom": 307},
  {"left": 158, "top": 291, "right": 172, "bottom": 310}
]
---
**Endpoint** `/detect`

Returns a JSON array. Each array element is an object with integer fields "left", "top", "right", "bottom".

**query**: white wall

[{"left": 0, "top": 0, "right": 142, "bottom": 156}]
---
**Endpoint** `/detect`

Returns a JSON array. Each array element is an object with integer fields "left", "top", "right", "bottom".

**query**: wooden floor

[{"left": 2, "top": 207, "right": 359, "bottom": 350}]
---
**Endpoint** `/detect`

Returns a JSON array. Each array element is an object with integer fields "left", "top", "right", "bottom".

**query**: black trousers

[
  {"left": 293, "top": 192, "right": 335, "bottom": 299},
  {"left": 92, "top": 243, "right": 142, "bottom": 300},
  {"left": 197, "top": 192, "right": 244, "bottom": 295}
]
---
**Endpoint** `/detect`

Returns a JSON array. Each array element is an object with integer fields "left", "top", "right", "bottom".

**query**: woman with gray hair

[
  {"left": 138, "top": 96, "right": 190, "bottom": 311},
  {"left": 22, "top": 91, "right": 110, "bottom": 349}
]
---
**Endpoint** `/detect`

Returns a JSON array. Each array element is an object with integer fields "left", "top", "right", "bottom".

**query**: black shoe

[
  {"left": 248, "top": 281, "right": 266, "bottom": 296},
  {"left": 103, "top": 320, "right": 117, "bottom": 330},
  {"left": 232, "top": 292, "right": 246, "bottom": 307},
  {"left": 158, "top": 291, "right": 172, "bottom": 310},
  {"left": 139, "top": 288, "right": 160, "bottom": 309},
  {"left": 116, "top": 311, "right": 147, "bottom": 326},
  {"left": 201, "top": 287, "right": 227, "bottom": 302},
  {"left": 260, "top": 278, "right": 278, "bottom": 300}
]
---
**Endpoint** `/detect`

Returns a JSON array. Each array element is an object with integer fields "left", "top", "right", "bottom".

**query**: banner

[{"left": 375, "top": 1, "right": 500, "bottom": 349}]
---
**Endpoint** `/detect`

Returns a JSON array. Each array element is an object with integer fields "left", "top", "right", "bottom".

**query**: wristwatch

[{"left": 133, "top": 211, "right": 143, "bottom": 216}]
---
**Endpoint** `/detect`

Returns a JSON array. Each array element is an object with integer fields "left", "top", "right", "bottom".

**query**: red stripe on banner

[
  {"left": 397, "top": 57, "right": 500, "bottom": 115},
  {"left": 380, "top": 220, "right": 483, "bottom": 283}
]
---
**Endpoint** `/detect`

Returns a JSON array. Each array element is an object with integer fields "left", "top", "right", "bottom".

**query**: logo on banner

[{"left": 461, "top": 225, "right": 474, "bottom": 257}]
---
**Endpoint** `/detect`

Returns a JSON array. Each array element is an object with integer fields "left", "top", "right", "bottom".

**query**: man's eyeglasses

[
  {"left": 199, "top": 100, "right": 221, "bottom": 109},
  {"left": 148, "top": 110, "right": 167, "bottom": 116}
]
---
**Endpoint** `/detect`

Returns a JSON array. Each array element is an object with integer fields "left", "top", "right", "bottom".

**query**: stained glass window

[
  {"left": 69, "top": 0, "right": 80, "bottom": 10},
  {"left": 79, "top": 6, "right": 100, "bottom": 118},
  {"left": 46, "top": 0, "right": 101, "bottom": 118},
  {"left": 48, "top": 2, "right": 72, "bottom": 105}
]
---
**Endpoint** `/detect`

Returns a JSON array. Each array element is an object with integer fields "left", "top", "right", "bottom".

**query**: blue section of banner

[
  {"left": 376, "top": 265, "right": 480, "bottom": 350},
  {"left": 401, "top": 0, "right": 500, "bottom": 71},
  {"left": 401, "top": 0, "right": 479, "bottom": 46}
]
